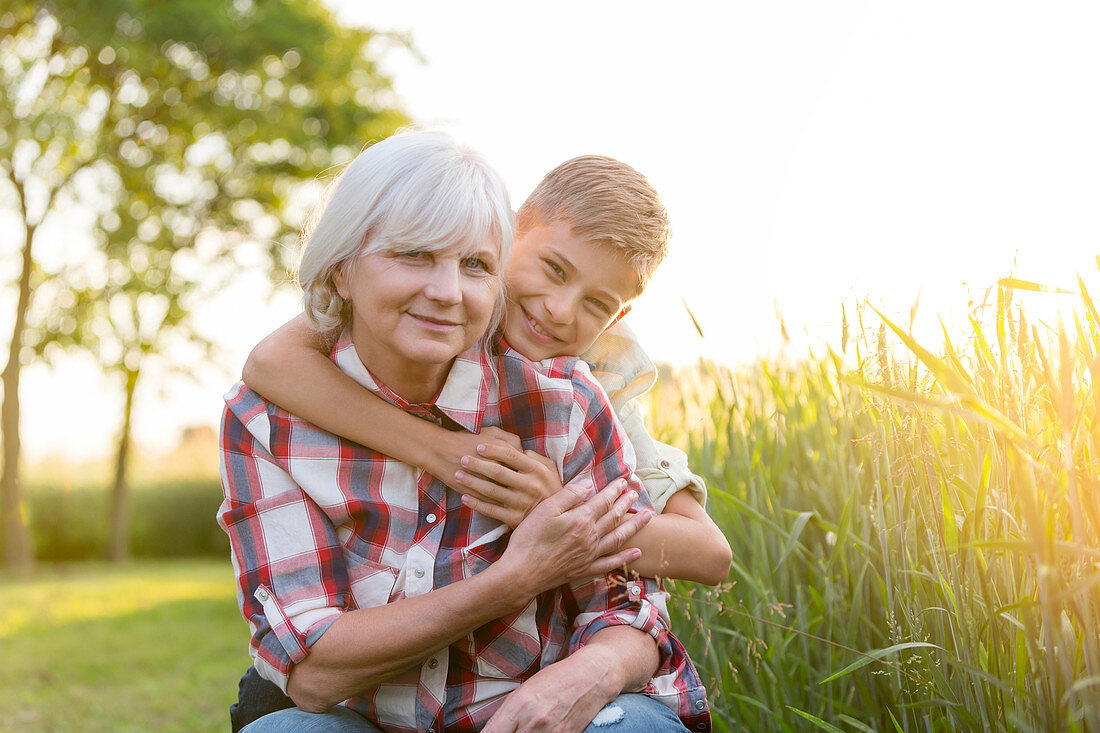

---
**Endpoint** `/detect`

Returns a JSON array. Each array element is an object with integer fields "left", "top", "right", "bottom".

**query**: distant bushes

[{"left": 27, "top": 480, "right": 229, "bottom": 561}]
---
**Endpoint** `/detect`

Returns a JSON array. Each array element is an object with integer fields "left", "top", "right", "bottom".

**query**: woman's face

[{"left": 334, "top": 239, "right": 501, "bottom": 399}]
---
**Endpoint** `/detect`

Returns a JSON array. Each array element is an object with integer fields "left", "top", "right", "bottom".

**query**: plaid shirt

[{"left": 218, "top": 332, "right": 711, "bottom": 732}]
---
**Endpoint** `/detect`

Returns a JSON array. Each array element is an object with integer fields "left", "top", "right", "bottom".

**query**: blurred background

[{"left": 4, "top": 1, "right": 1100, "bottom": 731}]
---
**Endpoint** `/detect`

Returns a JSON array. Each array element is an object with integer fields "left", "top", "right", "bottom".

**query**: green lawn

[{"left": 1, "top": 561, "right": 249, "bottom": 732}]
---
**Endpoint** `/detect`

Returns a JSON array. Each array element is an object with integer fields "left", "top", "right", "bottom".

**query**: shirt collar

[
  {"left": 579, "top": 319, "right": 657, "bottom": 408},
  {"left": 331, "top": 330, "right": 493, "bottom": 433}
]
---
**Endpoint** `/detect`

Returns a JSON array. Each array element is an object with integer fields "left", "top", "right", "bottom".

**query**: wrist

[
  {"left": 476, "top": 556, "right": 539, "bottom": 614},
  {"left": 566, "top": 642, "right": 626, "bottom": 699},
  {"left": 423, "top": 428, "right": 461, "bottom": 477}
]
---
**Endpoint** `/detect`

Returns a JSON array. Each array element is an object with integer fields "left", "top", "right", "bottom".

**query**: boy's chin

[{"left": 503, "top": 327, "right": 556, "bottom": 361}]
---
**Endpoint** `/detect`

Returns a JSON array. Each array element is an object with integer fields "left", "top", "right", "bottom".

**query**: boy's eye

[{"left": 587, "top": 297, "right": 613, "bottom": 315}]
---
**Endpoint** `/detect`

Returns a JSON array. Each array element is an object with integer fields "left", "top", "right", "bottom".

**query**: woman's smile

[
  {"left": 333, "top": 241, "right": 500, "bottom": 402},
  {"left": 406, "top": 311, "right": 463, "bottom": 332}
]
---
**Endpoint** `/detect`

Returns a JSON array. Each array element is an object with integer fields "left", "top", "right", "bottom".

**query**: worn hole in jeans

[{"left": 590, "top": 705, "right": 625, "bottom": 727}]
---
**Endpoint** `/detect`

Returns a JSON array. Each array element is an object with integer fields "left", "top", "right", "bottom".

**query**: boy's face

[{"left": 503, "top": 220, "right": 640, "bottom": 361}]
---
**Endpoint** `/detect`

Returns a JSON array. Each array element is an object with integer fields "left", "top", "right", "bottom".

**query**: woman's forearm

[
  {"left": 578, "top": 625, "right": 660, "bottom": 694},
  {"left": 289, "top": 482, "right": 646, "bottom": 711},
  {"left": 289, "top": 559, "right": 531, "bottom": 711}
]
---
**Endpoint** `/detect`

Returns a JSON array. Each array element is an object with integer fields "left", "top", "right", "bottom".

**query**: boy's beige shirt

[{"left": 581, "top": 321, "right": 707, "bottom": 512}]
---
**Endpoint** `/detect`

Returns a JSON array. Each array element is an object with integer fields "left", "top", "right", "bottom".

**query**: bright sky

[{"left": 18, "top": 0, "right": 1100, "bottom": 460}]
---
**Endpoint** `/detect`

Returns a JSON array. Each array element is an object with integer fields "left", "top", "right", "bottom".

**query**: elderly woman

[{"left": 218, "top": 131, "right": 708, "bottom": 732}]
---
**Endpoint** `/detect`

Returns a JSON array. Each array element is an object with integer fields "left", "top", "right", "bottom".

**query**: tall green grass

[{"left": 658, "top": 280, "right": 1100, "bottom": 732}]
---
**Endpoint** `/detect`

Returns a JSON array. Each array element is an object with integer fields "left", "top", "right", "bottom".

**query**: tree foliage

[{"left": 0, "top": 0, "right": 411, "bottom": 567}]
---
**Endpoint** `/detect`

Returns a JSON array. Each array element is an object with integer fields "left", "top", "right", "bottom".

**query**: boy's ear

[{"left": 607, "top": 304, "right": 632, "bottom": 328}]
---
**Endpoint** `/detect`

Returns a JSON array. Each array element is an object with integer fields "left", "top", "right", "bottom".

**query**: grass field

[
  {"left": 8, "top": 282, "right": 1100, "bottom": 732},
  {"left": 1, "top": 561, "right": 248, "bottom": 732},
  {"left": 656, "top": 287, "right": 1100, "bottom": 732}
]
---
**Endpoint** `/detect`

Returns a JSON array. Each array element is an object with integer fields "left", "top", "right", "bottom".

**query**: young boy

[{"left": 243, "top": 154, "right": 732, "bottom": 585}]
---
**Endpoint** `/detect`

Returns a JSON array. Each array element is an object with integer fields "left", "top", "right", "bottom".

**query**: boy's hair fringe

[{"left": 516, "top": 155, "right": 670, "bottom": 291}]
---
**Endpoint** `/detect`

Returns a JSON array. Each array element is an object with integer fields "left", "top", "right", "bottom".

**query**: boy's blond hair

[{"left": 516, "top": 155, "right": 670, "bottom": 291}]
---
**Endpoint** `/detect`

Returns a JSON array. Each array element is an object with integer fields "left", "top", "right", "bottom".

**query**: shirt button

[
  {"left": 630, "top": 585, "right": 641, "bottom": 597},
  {"left": 426, "top": 513, "right": 437, "bottom": 523},
  {"left": 695, "top": 699, "right": 706, "bottom": 710},
  {"left": 427, "top": 657, "right": 438, "bottom": 669},
  {"left": 659, "top": 459, "right": 671, "bottom": 469},
  {"left": 256, "top": 589, "right": 269, "bottom": 602},
  {"left": 414, "top": 568, "right": 425, "bottom": 578}
]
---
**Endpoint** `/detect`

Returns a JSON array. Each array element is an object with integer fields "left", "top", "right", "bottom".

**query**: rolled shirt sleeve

[
  {"left": 554, "top": 361, "right": 710, "bottom": 725},
  {"left": 565, "top": 573, "right": 709, "bottom": 726},
  {"left": 217, "top": 384, "right": 347, "bottom": 692},
  {"left": 618, "top": 397, "right": 708, "bottom": 512}
]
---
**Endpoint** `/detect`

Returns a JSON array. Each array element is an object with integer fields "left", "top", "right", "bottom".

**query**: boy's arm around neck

[{"left": 242, "top": 313, "right": 518, "bottom": 487}]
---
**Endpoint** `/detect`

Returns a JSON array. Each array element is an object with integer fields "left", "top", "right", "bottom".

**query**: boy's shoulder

[
  {"left": 494, "top": 336, "right": 613, "bottom": 417},
  {"left": 579, "top": 320, "right": 657, "bottom": 409},
  {"left": 496, "top": 335, "right": 595, "bottom": 387}
]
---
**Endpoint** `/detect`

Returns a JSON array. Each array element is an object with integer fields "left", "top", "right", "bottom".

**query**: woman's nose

[{"left": 423, "top": 260, "right": 463, "bottom": 305}]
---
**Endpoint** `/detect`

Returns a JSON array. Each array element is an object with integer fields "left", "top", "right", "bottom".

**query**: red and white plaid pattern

[{"left": 218, "top": 332, "right": 711, "bottom": 732}]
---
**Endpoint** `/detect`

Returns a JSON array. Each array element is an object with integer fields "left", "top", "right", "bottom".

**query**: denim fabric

[
  {"left": 240, "top": 705, "right": 384, "bottom": 733},
  {"left": 231, "top": 666, "right": 295, "bottom": 733},
  {"left": 231, "top": 668, "right": 688, "bottom": 732},
  {"left": 582, "top": 694, "right": 690, "bottom": 733}
]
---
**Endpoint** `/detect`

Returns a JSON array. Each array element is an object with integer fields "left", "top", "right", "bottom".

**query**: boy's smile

[{"left": 503, "top": 220, "right": 640, "bottom": 361}]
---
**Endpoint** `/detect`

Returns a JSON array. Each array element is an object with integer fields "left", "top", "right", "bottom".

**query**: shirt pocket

[
  {"left": 462, "top": 545, "right": 542, "bottom": 680},
  {"left": 344, "top": 550, "right": 399, "bottom": 611}
]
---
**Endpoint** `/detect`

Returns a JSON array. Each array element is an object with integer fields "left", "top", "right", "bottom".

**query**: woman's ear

[{"left": 332, "top": 264, "right": 350, "bottom": 301}]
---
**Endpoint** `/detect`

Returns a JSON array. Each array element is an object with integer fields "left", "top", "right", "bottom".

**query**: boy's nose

[{"left": 544, "top": 289, "right": 580, "bottom": 325}]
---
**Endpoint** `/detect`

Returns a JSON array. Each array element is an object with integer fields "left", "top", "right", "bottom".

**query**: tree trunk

[
  {"left": 108, "top": 366, "right": 140, "bottom": 562},
  {"left": 1, "top": 221, "right": 36, "bottom": 573}
]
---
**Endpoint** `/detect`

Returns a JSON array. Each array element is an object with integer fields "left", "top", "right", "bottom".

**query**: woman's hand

[
  {"left": 481, "top": 654, "right": 611, "bottom": 733},
  {"left": 454, "top": 444, "right": 563, "bottom": 528},
  {"left": 495, "top": 479, "right": 652, "bottom": 596}
]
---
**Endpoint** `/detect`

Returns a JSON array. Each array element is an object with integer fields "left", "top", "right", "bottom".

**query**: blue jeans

[{"left": 241, "top": 693, "right": 689, "bottom": 732}]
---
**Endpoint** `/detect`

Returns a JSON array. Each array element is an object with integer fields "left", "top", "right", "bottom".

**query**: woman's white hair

[{"left": 297, "top": 129, "right": 514, "bottom": 339}]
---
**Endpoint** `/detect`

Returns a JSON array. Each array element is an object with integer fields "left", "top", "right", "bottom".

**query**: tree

[{"left": 0, "top": 0, "right": 411, "bottom": 567}]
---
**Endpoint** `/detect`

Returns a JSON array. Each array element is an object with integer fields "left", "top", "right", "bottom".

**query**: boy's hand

[
  {"left": 454, "top": 444, "right": 563, "bottom": 528},
  {"left": 428, "top": 427, "right": 521, "bottom": 493}
]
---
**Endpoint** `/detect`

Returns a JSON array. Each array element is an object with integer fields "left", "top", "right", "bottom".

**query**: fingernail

[
  {"left": 460, "top": 456, "right": 470, "bottom": 467},
  {"left": 477, "top": 444, "right": 486, "bottom": 453},
  {"left": 455, "top": 471, "right": 465, "bottom": 481}
]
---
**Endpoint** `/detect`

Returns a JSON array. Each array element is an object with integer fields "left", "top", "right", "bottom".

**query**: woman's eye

[
  {"left": 544, "top": 260, "right": 565, "bottom": 278},
  {"left": 462, "top": 256, "right": 489, "bottom": 271},
  {"left": 398, "top": 250, "right": 426, "bottom": 260}
]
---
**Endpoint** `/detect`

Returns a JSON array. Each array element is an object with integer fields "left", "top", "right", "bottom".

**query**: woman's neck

[{"left": 351, "top": 342, "right": 451, "bottom": 405}]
